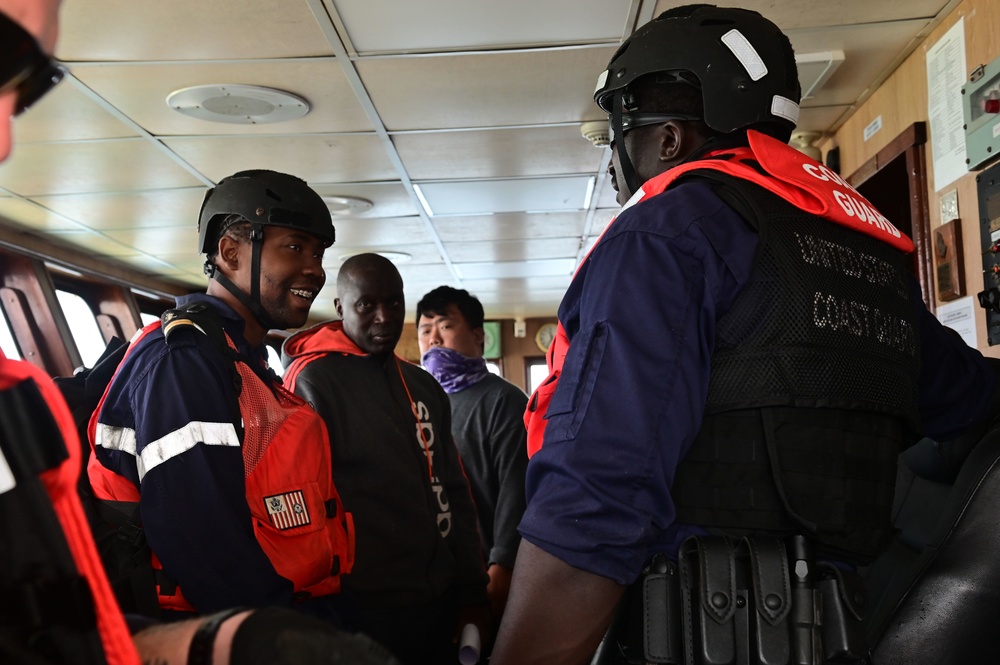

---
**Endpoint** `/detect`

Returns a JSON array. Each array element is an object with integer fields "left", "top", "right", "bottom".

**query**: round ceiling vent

[
  {"left": 166, "top": 84, "right": 310, "bottom": 124},
  {"left": 376, "top": 251, "right": 412, "bottom": 264},
  {"left": 323, "top": 195, "right": 374, "bottom": 215},
  {"left": 338, "top": 251, "right": 411, "bottom": 264}
]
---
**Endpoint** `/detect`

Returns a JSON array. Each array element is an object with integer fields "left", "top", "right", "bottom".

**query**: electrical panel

[
  {"left": 963, "top": 59, "right": 1000, "bottom": 171},
  {"left": 975, "top": 161, "right": 1000, "bottom": 343}
]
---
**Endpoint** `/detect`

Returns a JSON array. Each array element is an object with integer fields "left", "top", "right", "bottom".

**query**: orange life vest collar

[
  {"left": 524, "top": 131, "right": 913, "bottom": 458},
  {"left": 627, "top": 130, "right": 914, "bottom": 253}
]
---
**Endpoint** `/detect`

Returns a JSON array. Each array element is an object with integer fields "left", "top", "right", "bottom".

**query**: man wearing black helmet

[
  {"left": 491, "top": 5, "right": 998, "bottom": 664},
  {"left": 89, "top": 169, "right": 356, "bottom": 620}
]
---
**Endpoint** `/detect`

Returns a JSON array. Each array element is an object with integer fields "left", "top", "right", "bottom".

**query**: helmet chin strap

[
  {"left": 611, "top": 90, "right": 641, "bottom": 198},
  {"left": 611, "top": 89, "right": 747, "bottom": 196},
  {"left": 208, "top": 224, "right": 276, "bottom": 331}
]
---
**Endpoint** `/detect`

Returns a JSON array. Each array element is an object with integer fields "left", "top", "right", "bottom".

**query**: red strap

[{"left": 0, "top": 353, "right": 141, "bottom": 665}]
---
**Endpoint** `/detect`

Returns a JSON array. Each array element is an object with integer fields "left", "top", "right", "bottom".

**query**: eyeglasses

[
  {"left": 0, "top": 11, "right": 67, "bottom": 117},
  {"left": 608, "top": 113, "right": 702, "bottom": 143}
]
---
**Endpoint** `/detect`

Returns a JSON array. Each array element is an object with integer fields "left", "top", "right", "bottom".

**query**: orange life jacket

[
  {"left": 524, "top": 130, "right": 914, "bottom": 457},
  {"left": 88, "top": 322, "right": 354, "bottom": 613},
  {"left": 0, "top": 351, "right": 141, "bottom": 665}
]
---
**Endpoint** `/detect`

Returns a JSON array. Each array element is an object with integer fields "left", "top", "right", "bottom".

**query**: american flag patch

[{"left": 263, "top": 490, "right": 311, "bottom": 530}]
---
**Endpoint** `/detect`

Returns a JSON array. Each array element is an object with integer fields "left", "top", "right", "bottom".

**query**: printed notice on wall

[
  {"left": 926, "top": 17, "right": 967, "bottom": 191},
  {"left": 937, "top": 296, "right": 977, "bottom": 348}
]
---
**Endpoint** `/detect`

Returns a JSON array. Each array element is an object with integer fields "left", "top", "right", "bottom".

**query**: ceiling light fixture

[
  {"left": 338, "top": 251, "right": 412, "bottom": 265},
  {"left": 166, "top": 84, "right": 310, "bottom": 124},
  {"left": 323, "top": 195, "right": 373, "bottom": 215},
  {"left": 412, "top": 183, "right": 434, "bottom": 217},
  {"left": 377, "top": 251, "right": 412, "bottom": 264}
]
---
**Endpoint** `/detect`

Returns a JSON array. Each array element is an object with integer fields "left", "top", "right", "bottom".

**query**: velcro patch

[{"left": 264, "top": 490, "right": 311, "bottom": 530}]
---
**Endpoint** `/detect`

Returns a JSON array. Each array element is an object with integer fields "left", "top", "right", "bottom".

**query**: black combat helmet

[
  {"left": 198, "top": 170, "right": 335, "bottom": 330},
  {"left": 198, "top": 169, "right": 335, "bottom": 255},
  {"left": 596, "top": 5, "right": 801, "bottom": 194}
]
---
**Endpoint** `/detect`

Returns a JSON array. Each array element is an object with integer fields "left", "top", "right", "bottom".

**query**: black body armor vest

[{"left": 671, "top": 172, "right": 921, "bottom": 563}]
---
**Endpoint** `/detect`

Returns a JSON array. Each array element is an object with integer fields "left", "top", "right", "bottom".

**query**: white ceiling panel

[
  {"left": 786, "top": 20, "right": 930, "bottom": 108},
  {"left": 141, "top": 254, "right": 207, "bottom": 274},
  {"left": 331, "top": 216, "right": 435, "bottom": 247},
  {"left": 394, "top": 263, "right": 460, "bottom": 287},
  {"left": 162, "top": 134, "right": 398, "bottom": 184},
  {"left": 0, "top": 139, "right": 204, "bottom": 196},
  {"left": 0, "top": 199, "right": 89, "bottom": 233},
  {"left": 73, "top": 60, "right": 374, "bottom": 136},
  {"left": 116, "top": 254, "right": 206, "bottom": 281},
  {"left": 417, "top": 177, "right": 594, "bottom": 216},
  {"left": 446, "top": 238, "right": 581, "bottom": 263},
  {"left": 433, "top": 212, "right": 588, "bottom": 242},
  {"left": 456, "top": 259, "right": 577, "bottom": 280},
  {"left": 0, "top": 0, "right": 960, "bottom": 323},
  {"left": 328, "top": 243, "right": 444, "bottom": 268},
  {"left": 57, "top": 0, "right": 335, "bottom": 61},
  {"left": 47, "top": 230, "right": 147, "bottom": 258},
  {"left": 101, "top": 226, "right": 200, "bottom": 256},
  {"left": 797, "top": 105, "right": 854, "bottom": 132},
  {"left": 358, "top": 47, "right": 615, "bottom": 131},
  {"left": 396, "top": 126, "right": 607, "bottom": 180},
  {"left": 11, "top": 83, "right": 139, "bottom": 144},
  {"left": 651, "top": 0, "right": 954, "bottom": 31},
  {"left": 463, "top": 276, "right": 577, "bottom": 296},
  {"left": 332, "top": 0, "right": 633, "bottom": 54},
  {"left": 33, "top": 188, "right": 207, "bottom": 231},
  {"left": 312, "top": 183, "right": 419, "bottom": 219}
]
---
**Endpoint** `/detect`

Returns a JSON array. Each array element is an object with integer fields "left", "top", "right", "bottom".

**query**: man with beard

[
  {"left": 282, "top": 253, "right": 489, "bottom": 665},
  {"left": 89, "top": 170, "right": 355, "bottom": 621}
]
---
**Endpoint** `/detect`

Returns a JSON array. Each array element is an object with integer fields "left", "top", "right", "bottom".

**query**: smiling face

[
  {"left": 233, "top": 226, "right": 327, "bottom": 331},
  {"left": 335, "top": 254, "right": 405, "bottom": 358}
]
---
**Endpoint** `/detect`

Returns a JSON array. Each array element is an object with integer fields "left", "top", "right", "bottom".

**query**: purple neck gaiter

[{"left": 421, "top": 346, "right": 489, "bottom": 394}]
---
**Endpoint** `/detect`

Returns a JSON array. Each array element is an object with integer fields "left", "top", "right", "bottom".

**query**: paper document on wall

[
  {"left": 926, "top": 17, "right": 967, "bottom": 191},
  {"left": 937, "top": 296, "right": 978, "bottom": 348}
]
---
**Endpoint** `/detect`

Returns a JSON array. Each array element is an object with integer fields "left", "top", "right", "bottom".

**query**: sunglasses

[
  {"left": 608, "top": 113, "right": 701, "bottom": 143},
  {"left": 0, "top": 10, "right": 67, "bottom": 117}
]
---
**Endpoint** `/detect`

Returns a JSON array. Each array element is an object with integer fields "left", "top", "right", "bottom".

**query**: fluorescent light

[{"left": 412, "top": 183, "right": 434, "bottom": 217}]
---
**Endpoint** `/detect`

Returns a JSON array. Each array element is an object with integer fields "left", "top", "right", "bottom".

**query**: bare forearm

[
  {"left": 491, "top": 540, "right": 624, "bottom": 665},
  {"left": 133, "top": 610, "right": 251, "bottom": 665}
]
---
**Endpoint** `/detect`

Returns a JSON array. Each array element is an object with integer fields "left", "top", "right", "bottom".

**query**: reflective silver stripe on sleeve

[
  {"left": 94, "top": 423, "right": 138, "bottom": 456},
  {"left": 721, "top": 29, "right": 767, "bottom": 81},
  {"left": 137, "top": 421, "right": 240, "bottom": 481}
]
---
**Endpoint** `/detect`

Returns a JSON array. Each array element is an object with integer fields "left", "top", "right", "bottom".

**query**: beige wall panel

[{"left": 829, "top": 0, "right": 1000, "bottom": 356}]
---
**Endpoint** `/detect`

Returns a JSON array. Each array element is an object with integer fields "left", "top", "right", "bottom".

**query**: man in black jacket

[{"left": 283, "top": 253, "right": 490, "bottom": 665}]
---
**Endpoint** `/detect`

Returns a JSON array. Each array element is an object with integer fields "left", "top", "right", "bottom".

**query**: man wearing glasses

[{"left": 0, "top": 0, "right": 64, "bottom": 160}]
